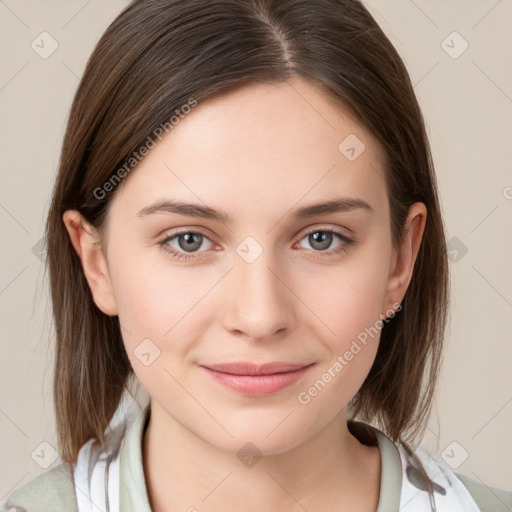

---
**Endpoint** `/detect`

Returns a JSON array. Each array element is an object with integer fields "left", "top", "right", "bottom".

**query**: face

[{"left": 68, "top": 77, "right": 422, "bottom": 455}]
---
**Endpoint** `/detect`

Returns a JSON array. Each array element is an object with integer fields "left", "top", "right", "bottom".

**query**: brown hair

[{"left": 45, "top": 0, "right": 449, "bottom": 501}]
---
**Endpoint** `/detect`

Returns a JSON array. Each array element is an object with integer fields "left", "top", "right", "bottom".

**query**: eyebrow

[{"left": 136, "top": 196, "right": 374, "bottom": 224}]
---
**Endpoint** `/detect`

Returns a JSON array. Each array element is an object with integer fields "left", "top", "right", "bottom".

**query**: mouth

[{"left": 199, "top": 361, "right": 316, "bottom": 396}]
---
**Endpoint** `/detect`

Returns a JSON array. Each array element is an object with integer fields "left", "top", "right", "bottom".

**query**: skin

[{"left": 63, "top": 76, "right": 426, "bottom": 511}]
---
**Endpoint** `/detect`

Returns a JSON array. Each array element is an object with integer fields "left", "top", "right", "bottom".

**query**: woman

[{"left": 3, "top": 0, "right": 511, "bottom": 510}]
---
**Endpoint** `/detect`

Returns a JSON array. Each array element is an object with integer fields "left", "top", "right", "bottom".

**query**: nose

[{"left": 221, "top": 248, "right": 295, "bottom": 342}]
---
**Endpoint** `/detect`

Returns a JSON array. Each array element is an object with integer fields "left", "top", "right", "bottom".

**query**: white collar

[
  {"left": 73, "top": 391, "right": 141, "bottom": 512},
  {"left": 396, "top": 441, "right": 482, "bottom": 511}
]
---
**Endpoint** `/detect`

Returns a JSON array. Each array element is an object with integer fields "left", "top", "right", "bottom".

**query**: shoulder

[
  {"left": 455, "top": 472, "right": 512, "bottom": 512},
  {"left": 1, "top": 461, "right": 78, "bottom": 512}
]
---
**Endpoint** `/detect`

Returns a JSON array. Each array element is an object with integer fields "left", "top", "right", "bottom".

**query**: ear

[
  {"left": 383, "top": 202, "right": 427, "bottom": 317},
  {"left": 62, "top": 210, "right": 118, "bottom": 316}
]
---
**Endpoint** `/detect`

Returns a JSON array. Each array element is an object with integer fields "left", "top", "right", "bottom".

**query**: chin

[{"left": 201, "top": 425, "right": 308, "bottom": 459}]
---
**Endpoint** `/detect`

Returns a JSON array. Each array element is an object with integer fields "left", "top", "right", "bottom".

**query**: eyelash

[{"left": 157, "top": 227, "right": 355, "bottom": 262}]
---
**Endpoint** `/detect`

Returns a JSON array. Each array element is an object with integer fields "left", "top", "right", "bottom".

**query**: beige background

[{"left": 1, "top": 0, "right": 511, "bottom": 504}]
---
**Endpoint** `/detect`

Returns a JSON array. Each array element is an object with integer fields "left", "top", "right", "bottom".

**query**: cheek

[
  {"left": 306, "top": 253, "right": 391, "bottom": 341},
  {"left": 108, "top": 249, "right": 218, "bottom": 365},
  {"left": 300, "top": 244, "right": 392, "bottom": 382},
  {"left": 296, "top": 270, "right": 388, "bottom": 413}
]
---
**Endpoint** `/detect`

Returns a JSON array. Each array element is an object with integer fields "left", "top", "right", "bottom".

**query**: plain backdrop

[{"left": 1, "top": 0, "right": 511, "bottom": 504}]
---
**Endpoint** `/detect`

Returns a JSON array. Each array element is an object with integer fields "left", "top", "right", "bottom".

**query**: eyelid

[
  {"left": 297, "top": 223, "right": 352, "bottom": 239},
  {"left": 157, "top": 226, "right": 215, "bottom": 242}
]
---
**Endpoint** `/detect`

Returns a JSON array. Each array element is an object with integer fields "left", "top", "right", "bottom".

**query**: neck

[{"left": 142, "top": 401, "right": 381, "bottom": 512}]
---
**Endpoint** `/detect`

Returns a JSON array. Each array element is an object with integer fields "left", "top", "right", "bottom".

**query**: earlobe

[
  {"left": 383, "top": 202, "right": 427, "bottom": 313},
  {"left": 62, "top": 210, "right": 118, "bottom": 316}
]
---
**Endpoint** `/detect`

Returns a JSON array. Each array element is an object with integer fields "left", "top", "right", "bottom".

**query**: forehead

[{"left": 109, "top": 77, "right": 388, "bottom": 222}]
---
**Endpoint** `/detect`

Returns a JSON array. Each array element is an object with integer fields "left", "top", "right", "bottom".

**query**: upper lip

[{"left": 201, "top": 362, "right": 314, "bottom": 376}]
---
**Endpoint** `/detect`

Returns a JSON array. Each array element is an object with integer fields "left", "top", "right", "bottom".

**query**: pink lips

[{"left": 200, "top": 361, "right": 315, "bottom": 396}]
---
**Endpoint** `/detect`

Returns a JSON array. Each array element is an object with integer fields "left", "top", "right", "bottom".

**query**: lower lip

[{"left": 200, "top": 365, "right": 314, "bottom": 396}]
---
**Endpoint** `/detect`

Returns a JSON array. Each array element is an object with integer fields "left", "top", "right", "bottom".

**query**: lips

[
  {"left": 199, "top": 361, "right": 315, "bottom": 396},
  {"left": 201, "top": 361, "right": 313, "bottom": 376}
]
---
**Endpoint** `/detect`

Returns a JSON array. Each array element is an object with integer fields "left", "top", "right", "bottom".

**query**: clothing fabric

[
  {"left": 397, "top": 442, "right": 482, "bottom": 511},
  {"left": 3, "top": 389, "right": 511, "bottom": 511},
  {"left": 73, "top": 391, "right": 141, "bottom": 512},
  {"left": 73, "top": 391, "right": 478, "bottom": 512}
]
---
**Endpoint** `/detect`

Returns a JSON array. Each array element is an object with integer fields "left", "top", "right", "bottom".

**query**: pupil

[
  {"left": 311, "top": 231, "right": 331, "bottom": 250},
  {"left": 181, "top": 233, "right": 201, "bottom": 251}
]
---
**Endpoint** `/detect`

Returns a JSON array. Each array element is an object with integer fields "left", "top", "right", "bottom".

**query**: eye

[
  {"left": 158, "top": 229, "right": 216, "bottom": 261},
  {"left": 294, "top": 228, "right": 355, "bottom": 257},
  {"left": 158, "top": 227, "right": 355, "bottom": 262}
]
